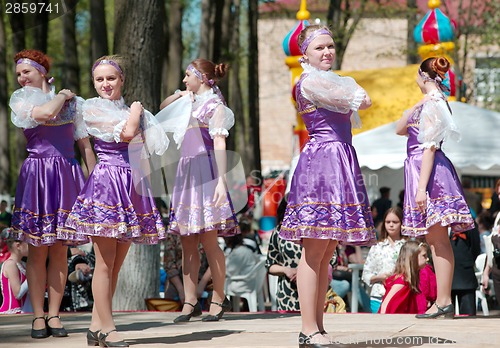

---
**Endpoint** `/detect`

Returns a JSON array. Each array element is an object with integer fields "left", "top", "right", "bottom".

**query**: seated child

[
  {"left": 0, "top": 230, "right": 29, "bottom": 313},
  {"left": 379, "top": 241, "right": 428, "bottom": 314}
]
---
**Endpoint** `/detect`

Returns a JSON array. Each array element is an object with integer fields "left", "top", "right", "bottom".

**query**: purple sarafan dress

[
  {"left": 9, "top": 86, "right": 88, "bottom": 246},
  {"left": 167, "top": 90, "right": 240, "bottom": 236},
  {"left": 402, "top": 90, "right": 474, "bottom": 237},
  {"left": 65, "top": 97, "right": 168, "bottom": 244},
  {"left": 280, "top": 64, "right": 376, "bottom": 245}
]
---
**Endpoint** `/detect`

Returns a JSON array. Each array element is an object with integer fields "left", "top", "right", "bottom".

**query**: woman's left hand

[
  {"left": 415, "top": 190, "right": 427, "bottom": 213},
  {"left": 213, "top": 179, "right": 227, "bottom": 206}
]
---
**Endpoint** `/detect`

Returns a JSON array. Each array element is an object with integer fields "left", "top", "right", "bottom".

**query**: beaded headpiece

[
  {"left": 16, "top": 58, "right": 54, "bottom": 84},
  {"left": 187, "top": 64, "right": 226, "bottom": 105},
  {"left": 299, "top": 28, "right": 332, "bottom": 54},
  {"left": 92, "top": 59, "right": 123, "bottom": 77}
]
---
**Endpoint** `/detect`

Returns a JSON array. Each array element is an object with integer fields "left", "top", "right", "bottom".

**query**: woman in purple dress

[
  {"left": 279, "top": 25, "right": 375, "bottom": 347},
  {"left": 9, "top": 49, "right": 95, "bottom": 339},
  {"left": 396, "top": 56, "right": 474, "bottom": 319},
  {"left": 65, "top": 56, "right": 168, "bottom": 347},
  {"left": 158, "top": 59, "right": 239, "bottom": 323}
]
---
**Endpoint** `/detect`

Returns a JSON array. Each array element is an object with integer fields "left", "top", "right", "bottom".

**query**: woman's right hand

[
  {"left": 284, "top": 267, "right": 298, "bottom": 282},
  {"left": 58, "top": 89, "right": 75, "bottom": 100}
]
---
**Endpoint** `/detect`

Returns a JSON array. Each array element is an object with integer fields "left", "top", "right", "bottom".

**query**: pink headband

[
  {"left": 187, "top": 64, "right": 227, "bottom": 105},
  {"left": 92, "top": 59, "right": 123, "bottom": 77},
  {"left": 300, "top": 28, "right": 332, "bottom": 54}
]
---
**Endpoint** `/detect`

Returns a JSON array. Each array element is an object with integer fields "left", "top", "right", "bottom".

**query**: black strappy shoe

[
  {"left": 98, "top": 329, "right": 129, "bottom": 347},
  {"left": 298, "top": 331, "right": 329, "bottom": 348},
  {"left": 31, "top": 316, "right": 49, "bottom": 339},
  {"left": 46, "top": 315, "right": 68, "bottom": 337},
  {"left": 87, "top": 329, "right": 100, "bottom": 346},
  {"left": 415, "top": 303, "right": 454, "bottom": 319},
  {"left": 202, "top": 297, "right": 232, "bottom": 322},
  {"left": 173, "top": 301, "right": 202, "bottom": 323}
]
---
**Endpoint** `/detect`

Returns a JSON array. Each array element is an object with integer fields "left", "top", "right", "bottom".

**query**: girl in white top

[{"left": 362, "top": 207, "right": 406, "bottom": 313}]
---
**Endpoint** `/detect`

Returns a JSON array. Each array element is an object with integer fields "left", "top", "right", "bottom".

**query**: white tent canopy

[{"left": 352, "top": 102, "right": 500, "bottom": 203}]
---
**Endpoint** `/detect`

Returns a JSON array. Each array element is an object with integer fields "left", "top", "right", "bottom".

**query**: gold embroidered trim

[{"left": 298, "top": 107, "right": 316, "bottom": 115}]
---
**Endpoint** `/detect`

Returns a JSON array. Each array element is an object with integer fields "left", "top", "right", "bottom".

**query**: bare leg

[
  {"left": 200, "top": 230, "right": 226, "bottom": 315},
  {"left": 425, "top": 224, "right": 454, "bottom": 312},
  {"left": 89, "top": 237, "right": 120, "bottom": 341},
  {"left": 180, "top": 234, "right": 201, "bottom": 314},
  {"left": 111, "top": 242, "right": 131, "bottom": 295},
  {"left": 89, "top": 240, "right": 130, "bottom": 343},
  {"left": 297, "top": 238, "right": 331, "bottom": 344},
  {"left": 46, "top": 242, "right": 68, "bottom": 328},
  {"left": 316, "top": 240, "right": 338, "bottom": 334},
  {"left": 27, "top": 245, "right": 49, "bottom": 330}
]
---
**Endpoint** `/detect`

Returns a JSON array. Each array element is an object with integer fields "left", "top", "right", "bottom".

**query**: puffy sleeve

[
  {"left": 417, "top": 98, "right": 460, "bottom": 149},
  {"left": 9, "top": 86, "right": 51, "bottom": 129},
  {"left": 155, "top": 95, "right": 192, "bottom": 149},
  {"left": 140, "top": 109, "right": 169, "bottom": 157},
  {"left": 73, "top": 96, "right": 89, "bottom": 140},
  {"left": 300, "top": 68, "right": 366, "bottom": 115},
  {"left": 208, "top": 104, "right": 234, "bottom": 138},
  {"left": 82, "top": 98, "right": 129, "bottom": 142}
]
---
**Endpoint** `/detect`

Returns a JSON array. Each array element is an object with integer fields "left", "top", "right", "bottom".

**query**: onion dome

[
  {"left": 283, "top": 20, "right": 309, "bottom": 56},
  {"left": 414, "top": 0, "right": 455, "bottom": 45},
  {"left": 282, "top": 0, "right": 310, "bottom": 56}
]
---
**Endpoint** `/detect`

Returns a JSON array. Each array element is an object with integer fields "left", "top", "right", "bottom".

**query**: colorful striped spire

[
  {"left": 282, "top": 0, "right": 310, "bottom": 57},
  {"left": 413, "top": 0, "right": 455, "bottom": 45}
]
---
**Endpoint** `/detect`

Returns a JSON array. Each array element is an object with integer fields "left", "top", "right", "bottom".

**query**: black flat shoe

[
  {"left": 98, "top": 330, "right": 129, "bottom": 347},
  {"left": 87, "top": 329, "right": 100, "bottom": 346},
  {"left": 46, "top": 315, "right": 68, "bottom": 337},
  {"left": 202, "top": 297, "right": 232, "bottom": 322},
  {"left": 415, "top": 303, "right": 454, "bottom": 319},
  {"left": 31, "top": 316, "right": 49, "bottom": 339},
  {"left": 173, "top": 301, "right": 202, "bottom": 323},
  {"left": 299, "top": 331, "right": 328, "bottom": 348}
]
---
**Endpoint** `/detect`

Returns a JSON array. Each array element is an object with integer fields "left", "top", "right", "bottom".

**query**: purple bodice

[
  {"left": 94, "top": 138, "right": 132, "bottom": 167},
  {"left": 296, "top": 77, "right": 353, "bottom": 145},
  {"left": 405, "top": 105, "right": 443, "bottom": 157},
  {"left": 180, "top": 120, "right": 214, "bottom": 158},
  {"left": 24, "top": 123, "right": 75, "bottom": 159}
]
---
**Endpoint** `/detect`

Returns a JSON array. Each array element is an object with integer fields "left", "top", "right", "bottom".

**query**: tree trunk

[
  {"left": 212, "top": 0, "right": 226, "bottom": 63},
  {"left": 62, "top": 0, "right": 80, "bottom": 93},
  {"left": 228, "top": 0, "right": 244, "bottom": 157},
  {"left": 32, "top": 1, "right": 49, "bottom": 53},
  {"left": 113, "top": 0, "right": 165, "bottom": 310},
  {"left": 90, "top": 0, "right": 109, "bottom": 62},
  {"left": 8, "top": 2, "right": 26, "bottom": 195},
  {"left": 199, "top": 0, "right": 214, "bottom": 59},
  {"left": 164, "top": 0, "right": 184, "bottom": 97},
  {"left": 0, "top": 9, "right": 10, "bottom": 194},
  {"left": 406, "top": 0, "right": 419, "bottom": 64},
  {"left": 8, "top": 1, "right": 25, "bottom": 53},
  {"left": 247, "top": 0, "right": 261, "bottom": 174}
]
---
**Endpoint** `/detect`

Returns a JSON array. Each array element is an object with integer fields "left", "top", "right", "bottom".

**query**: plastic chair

[
  {"left": 225, "top": 258, "right": 267, "bottom": 312},
  {"left": 268, "top": 273, "right": 279, "bottom": 311},
  {"left": 474, "top": 253, "right": 489, "bottom": 316}
]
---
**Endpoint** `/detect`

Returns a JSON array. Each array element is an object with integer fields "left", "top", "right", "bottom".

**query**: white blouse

[
  {"left": 9, "top": 86, "right": 88, "bottom": 140},
  {"left": 361, "top": 239, "right": 406, "bottom": 298},
  {"left": 300, "top": 63, "right": 365, "bottom": 128},
  {"left": 417, "top": 90, "right": 460, "bottom": 149},
  {"left": 83, "top": 97, "right": 169, "bottom": 157}
]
